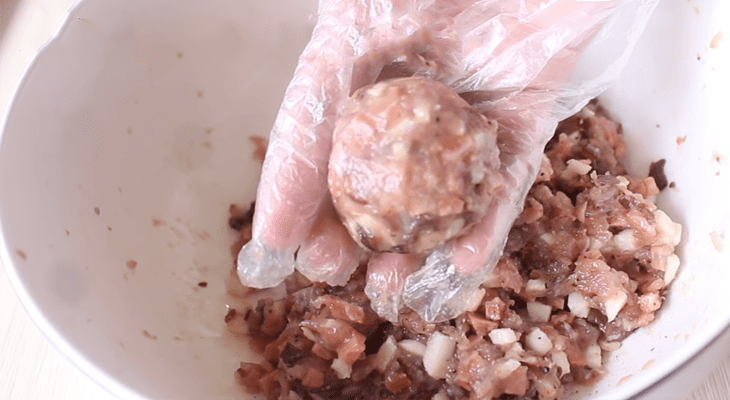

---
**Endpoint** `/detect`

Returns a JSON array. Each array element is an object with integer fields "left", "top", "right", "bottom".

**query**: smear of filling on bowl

[{"left": 224, "top": 98, "right": 681, "bottom": 400}]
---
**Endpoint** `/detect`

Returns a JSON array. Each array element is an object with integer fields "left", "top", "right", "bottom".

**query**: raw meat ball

[{"left": 328, "top": 77, "right": 503, "bottom": 253}]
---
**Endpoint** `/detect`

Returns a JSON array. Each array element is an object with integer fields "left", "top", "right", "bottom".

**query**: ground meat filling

[
  {"left": 328, "top": 77, "right": 503, "bottom": 254},
  {"left": 226, "top": 100, "right": 681, "bottom": 400}
]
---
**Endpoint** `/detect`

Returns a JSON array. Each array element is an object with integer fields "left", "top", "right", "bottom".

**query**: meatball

[{"left": 328, "top": 77, "right": 503, "bottom": 253}]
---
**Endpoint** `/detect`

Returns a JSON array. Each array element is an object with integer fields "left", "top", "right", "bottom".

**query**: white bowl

[{"left": 0, "top": 0, "right": 728, "bottom": 399}]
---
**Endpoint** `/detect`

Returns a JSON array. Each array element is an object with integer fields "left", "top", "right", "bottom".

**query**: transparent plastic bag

[{"left": 238, "top": 0, "right": 661, "bottom": 322}]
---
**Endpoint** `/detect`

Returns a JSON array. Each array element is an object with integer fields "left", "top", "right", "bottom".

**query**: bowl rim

[{"left": 0, "top": 1, "right": 727, "bottom": 399}]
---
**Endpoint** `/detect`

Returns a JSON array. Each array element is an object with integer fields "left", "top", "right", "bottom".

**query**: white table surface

[{"left": 1, "top": 0, "right": 729, "bottom": 399}]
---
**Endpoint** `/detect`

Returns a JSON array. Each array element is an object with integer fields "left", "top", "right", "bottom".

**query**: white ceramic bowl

[{"left": 1, "top": 0, "right": 728, "bottom": 399}]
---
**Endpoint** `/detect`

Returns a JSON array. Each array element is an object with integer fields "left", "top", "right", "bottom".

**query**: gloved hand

[{"left": 238, "top": 0, "right": 659, "bottom": 322}]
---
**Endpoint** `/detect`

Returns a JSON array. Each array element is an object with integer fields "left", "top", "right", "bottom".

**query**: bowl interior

[
  {"left": 0, "top": 0, "right": 315, "bottom": 398},
  {"left": 0, "top": 0, "right": 728, "bottom": 399}
]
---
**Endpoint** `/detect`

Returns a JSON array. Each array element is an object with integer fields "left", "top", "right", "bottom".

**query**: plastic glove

[{"left": 238, "top": 0, "right": 660, "bottom": 321}]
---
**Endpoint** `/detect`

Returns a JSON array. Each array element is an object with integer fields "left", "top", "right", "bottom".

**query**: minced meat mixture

[
  {"left": 328, "top": 77, "right": 503, "bottom": 253},
  {"left": 225, "top": 100, "right": 682, "bottom": 400}
]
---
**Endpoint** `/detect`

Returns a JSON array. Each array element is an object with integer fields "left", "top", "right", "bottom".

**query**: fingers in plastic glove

[
  {"left": 401, "top": 205, "right": 501, "bottom": 322},
  {"left": 365, "top": 252, "right": 424, "bottom": 322},
  {"left": 238, "top": 7, "right": 362, "bottom": 288},
  {"left": 238, "top": 1, "right": 431, "bottom": 288},
  {"left": 241, "top": 0, "right": 488, "bottom": 289},
  {"left": 239, "top": 0, "right": 462, "bottom": 289},
  {"left": 295, "top": 200, "right": 365, "bottom": 286},
  {"left": 237, "top": 239, "right": 297, "bottom": 289}
]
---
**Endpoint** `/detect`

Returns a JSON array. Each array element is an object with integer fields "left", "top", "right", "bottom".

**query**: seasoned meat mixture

[
  {"left": 328, "top": 77, "right": 503, "bottom": 253},
  {"left": 225, "top": 100, "right": 681, "bottom": 400}
]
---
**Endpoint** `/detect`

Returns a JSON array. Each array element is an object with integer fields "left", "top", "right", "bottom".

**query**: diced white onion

[
  {"left": 585, "top": 344, "right": 603, "bottom": 369},
  {"left": 612, "top": 229, "right": 637, "bottom": 252},
  {"left": 616, "top": 176, "right": 630, "bottom": 188},
  {"left": 489, "top": 328, "right": 518, "bottom": 345},
  {"left": 540, "top": 233, "right": 557, "bottom": 245},
  {"left": 413, "top": 103, "right": 431, "bottom": 123},
  {"left": 505, "top": 342, "right": 525, "bottom": 358},
  {"left": 551, "top": 351, "right": 570, "bottom": 377},
  {"left": 567, "top": 159, "right": 592, "bottom": 175},
  {"left": 496, "top": 359, "right": 522, "bottom": 378},
  {"left": 526, "top": 328, "right": 553, "bottom": 356},
  {"left": 638, "top": 292, "right": 662, "bottom": 313},
  {"left": 445, "top": 218, "right": 466, "bottom": 240},
  {"left": 527, "top": 301, "right": 552, "bottom": 323},
  {"left": 654, "top": 210, "right": 682, "bottom": 247},
  {"left": 587, "top": 237, "right": 605, "bottom": 251},
  {"left": 331, "top": 358, "right": 352, "bottom": 379},
  {"left": 604, "top": 291, "right": 628, "bottom": 322},
  {"left": 599, "top": 340, "right": 621, "bottom": 352},
  {"left": 525, "top": 279, "right": 547, "bottom": 294},
  {"left": 664, "top": 254, "right": 680, "bottom": 284},
  {"left": 568, "top": 292, "right": 590, "bottom": 319},
  {"left": 300, "top": 327, "right": 317, "bottom": 342},
  {"left": 464, "top": 288, "right": 486, "bottom": 312},
  {"left": 375, "top": 336, "right": 398, "bottom": 372},
  {"left": 471, "top": 165, "right": 486, "bottom": 184},
  {"left": 398, "top": 340, "right": 427, "bottom": 358},
  {"left": 432, "top": 391, "right": 449, "bottom": 400},
  {"left": 423, "top": 332, "right": 456, "bottom": 379},
  {"left": 392, "top": 142, "right": 409, "bottom": 159}
]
